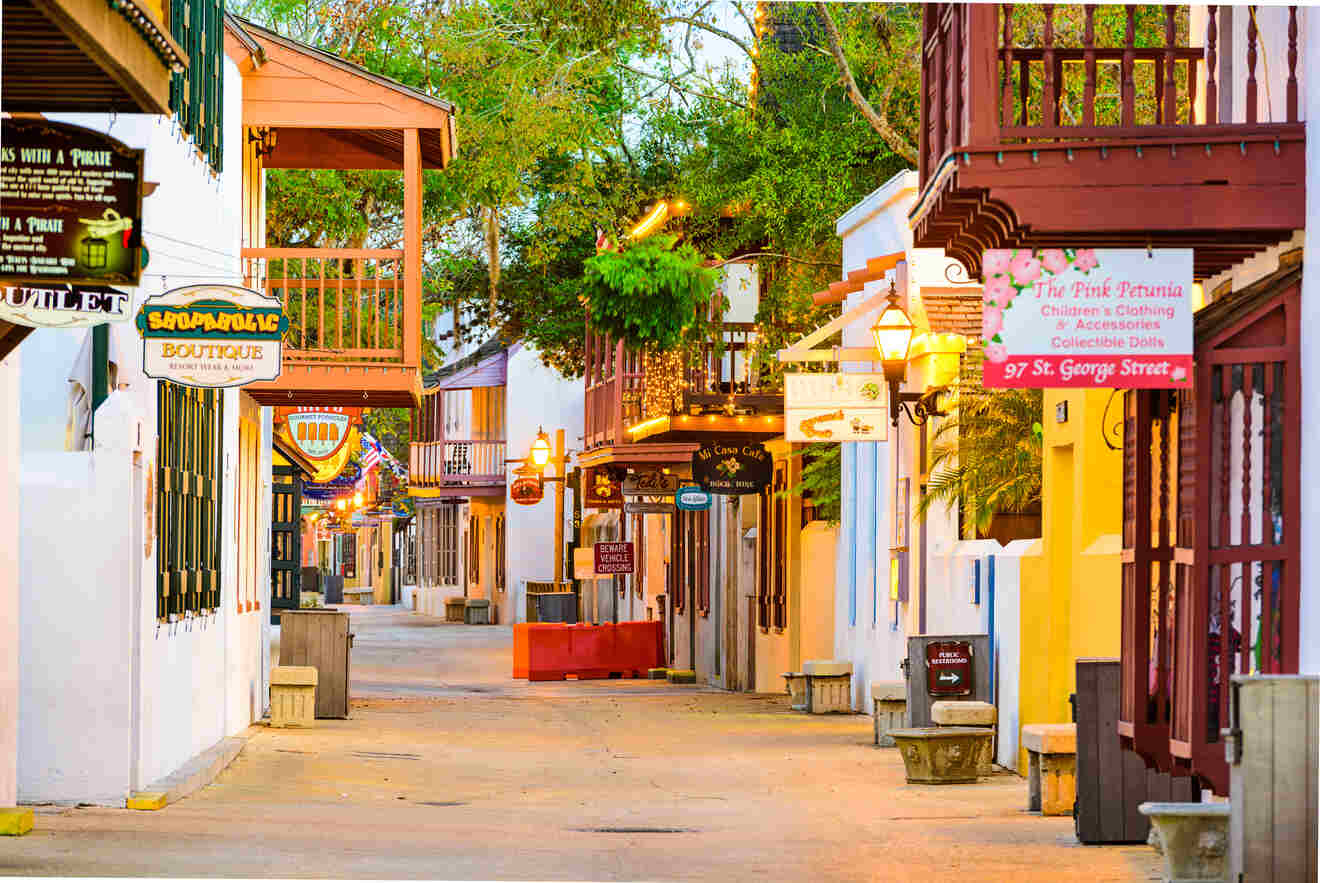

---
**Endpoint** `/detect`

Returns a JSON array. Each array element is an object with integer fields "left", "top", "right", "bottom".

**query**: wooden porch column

[
  {"left": 403, "top": 128, "right": 422, "bottom": 370},
  {"left": 964, "top": 4, "right": 1000, "bottom": 146}
]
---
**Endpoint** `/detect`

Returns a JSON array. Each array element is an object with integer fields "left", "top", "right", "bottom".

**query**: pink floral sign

[{"left": 980, "top": 248, "right": 1193, "bottom": 388}]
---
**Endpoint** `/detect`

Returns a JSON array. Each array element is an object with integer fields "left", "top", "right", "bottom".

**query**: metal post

[
  {"left": 568, "top": 466, "right": 581, "bottom": 622},
  {"left": 552, "top": 429, "right": 565, "bottom": 587}
]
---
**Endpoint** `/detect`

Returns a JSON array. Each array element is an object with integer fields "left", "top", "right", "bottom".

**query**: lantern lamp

[
  {"left": 530, "top": 427, "right": 551, "bottom": 469},
  {"left": 336, "top": 498, "right": 347, "bottom": 511},
  {"left": 353, "top": 491, "right": 364, "bottom": 508},
  {"left": 870, "top": 283, "right": 915, "bottom": 384},
  {"left": 869, "top": 281, "right": 948, "bottom": 427}
]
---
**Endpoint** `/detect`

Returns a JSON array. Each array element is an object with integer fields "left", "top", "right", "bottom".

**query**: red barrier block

[
  {"left": 526, "top": 624, "right": 576, "bottom": 681},
  {"left": 513, "top": 623, "right": 568, "bottom": 678},
  {"left": 614, "top": 621, "right": 664, "bottom": 674}
]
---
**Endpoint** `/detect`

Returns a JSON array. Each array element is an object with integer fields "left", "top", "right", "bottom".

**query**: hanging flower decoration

[{"left": 981, "top": 248, "right": 1100, "bottom": 363}]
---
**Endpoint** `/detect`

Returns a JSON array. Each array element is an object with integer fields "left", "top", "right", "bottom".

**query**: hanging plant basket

[{"left": 581, "top": 235, "right": 721, "bottom": 352}]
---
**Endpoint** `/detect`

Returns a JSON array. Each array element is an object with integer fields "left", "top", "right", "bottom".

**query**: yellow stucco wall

[{"left": 1016, "top": 388, "right": 1123, "bottom": 773}]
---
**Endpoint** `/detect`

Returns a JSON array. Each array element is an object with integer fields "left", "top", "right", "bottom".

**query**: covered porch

[{"left": 224, "top": 17, "right": 456, "bottom": 408}]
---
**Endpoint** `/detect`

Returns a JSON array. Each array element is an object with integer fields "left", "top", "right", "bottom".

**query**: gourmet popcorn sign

[{"left": 980, "top": 248, "right": 1193, "bottom": 388}]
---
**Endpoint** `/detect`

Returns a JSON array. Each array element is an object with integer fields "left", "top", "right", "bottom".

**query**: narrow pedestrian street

[{"left": 1, "top": 608, "right": 1158, "bottom": 882}]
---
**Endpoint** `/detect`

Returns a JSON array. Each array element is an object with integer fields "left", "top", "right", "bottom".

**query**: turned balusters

[
  {"left": 1001, "top": 4, "right": 1015, "bottom": 127},
  {"left": 1246, "top": 5, "right": 1258, "bottom": 124},
  {"left": 1163, "top": 6, "right": 1177, "bottom": 125},
  {"left": 1121, "top": 5, "right": 1136, "bottom": 127},
  {"left": 1205, "top": 6, "right": 1218, "bottom": 125},
  {"left": 1287, "top": 6, "right": 1299, "bottom": 123},
  {"left": 1083, "top": 5, "right": 1097, "bottom": 127},
  {"left": 1042, "top": 5, "right": 1057, "bottom": 127}
]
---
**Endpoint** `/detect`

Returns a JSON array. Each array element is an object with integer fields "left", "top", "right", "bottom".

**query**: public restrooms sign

[
  {"left": 136, "top": 285, "right": 287, "bottom": 388},
  {"left": 1, "top": 119, "right": 144, "bottom": 286},
  {"left": 692, "top": 442, "right": 772, "bottom": 495},
  {"left": 980, "top": 248, "right": 1193, "bottom": 388}
]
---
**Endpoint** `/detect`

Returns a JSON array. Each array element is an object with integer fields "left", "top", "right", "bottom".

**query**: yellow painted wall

[{"left": 1016, "top": 388, "right": 1123, "bottom": 772}]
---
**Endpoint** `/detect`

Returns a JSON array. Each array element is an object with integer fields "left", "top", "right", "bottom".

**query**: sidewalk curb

[{"left": 127, "top": 735, "right": 246, "bottom": 811}]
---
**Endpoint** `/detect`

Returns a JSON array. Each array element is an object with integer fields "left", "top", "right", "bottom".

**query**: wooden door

[
  {"left": 278, "top": 610, "right": 351, "bottom": 719},
  {"left": 271, "top": 464, "right": 302, "bottom": 622}
]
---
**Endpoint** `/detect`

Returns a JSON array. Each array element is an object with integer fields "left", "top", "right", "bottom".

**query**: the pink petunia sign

[{"left": 979, "top": 248, "right": 1193, "bottom": 388}]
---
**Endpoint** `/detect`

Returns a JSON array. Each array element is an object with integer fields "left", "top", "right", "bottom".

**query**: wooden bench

[{"left": 1023, "top": 723, "right": 1077, "bottom": 816}]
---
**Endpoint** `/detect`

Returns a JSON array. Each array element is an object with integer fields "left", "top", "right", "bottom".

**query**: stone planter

[
  {"left": 890, "top": 727, "right": 992, "bottom": 784},
  {"left": 445, "top": 596, "right": 466, "bottom": 622},
  {"left": 782, "top": 673, "right": 808, "bottom": 712},
  {"left": 1139, "top": 802, "right": 1231, "bottom": 883},
  {"left": 270, "top": 666, "right": 318, "bottom": 728},
  {"left": 803, "top": 660, "right": 852, "bottom": 714},
  {"left": 871, "top": 681, "right": 906, "bottom": 747}
]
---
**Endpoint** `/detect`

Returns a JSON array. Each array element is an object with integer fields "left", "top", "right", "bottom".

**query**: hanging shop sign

[
  {"left": 0, "top": 282, "right": 132, "bottom": 328},
  {"left": 925, "top": 640, "right": 973, "bottom": 697},
  {"left": 511, "top": 475, "right": 544, "bottom": 505},
  {"left": 136, "top": 284, "right": 287, "bottom": 388},
  {"left": 785, "top": 373, "right": 889, "bottom": 442},
  {"left": 624, "top": 499, "right": 675, "bottom": 515},
  {"left": 1, "top": 119, "right": 144, "bottom": 286},
  {"left": 980, "top": 248, "right": 1193, "bottom": 389},
  {"left": 675, "top": 485, "right": 713, "bottom": 511},
  {"left": 276, "top": 406, "right": 361, "bottom": 461},
  {"left": 582, "top": 466, "right": 623, "bottom": 510},
  {"left": 593, "top": 541, "right": 635, "bottom": 575},
  {"left": 622, "top": 471, "right": 680, "bottom": 497},
  {"left": 692, "top": 442, "right": 772, "bottom": 495}
]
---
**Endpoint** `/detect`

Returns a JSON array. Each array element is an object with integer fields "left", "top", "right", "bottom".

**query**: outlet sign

[{"left": 926, "top": 640, "right": 973, "bottom": 697}]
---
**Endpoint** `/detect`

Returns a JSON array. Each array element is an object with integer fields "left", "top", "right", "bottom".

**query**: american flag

[{"left": 361, "top": 436, "right": 383, "bottom": 472}]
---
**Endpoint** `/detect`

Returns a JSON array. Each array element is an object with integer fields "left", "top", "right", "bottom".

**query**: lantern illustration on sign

[
  {"left": 80, "top": 236, "right": 108, "bottom": 269},
  {"left": 77, "top": 208, "right": 134, "bottom": 271}
]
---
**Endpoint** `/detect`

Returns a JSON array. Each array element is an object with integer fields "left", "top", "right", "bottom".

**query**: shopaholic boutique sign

[
  {"left": 692, "top": 442, "right": 772, "bottom": 495},
  {"left": 136, "top": 285, "right": 287, "bottom": 388},
  {"left": 980, "top": 248, "right": 1193, "bottom": 388},
  {"left": 0, "top": 282, "right": 132, "bottom": 328},
  {"left": 1, "top": 119, "right": 144, "bottom": 286},
  {"left": 276, "top": 406, "right": 360, "bottom": 460}
]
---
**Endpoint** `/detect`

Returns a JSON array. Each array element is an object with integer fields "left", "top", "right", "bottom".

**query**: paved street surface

[{"left": 1, "top": 606, "right": 1160, "bottom": 881}]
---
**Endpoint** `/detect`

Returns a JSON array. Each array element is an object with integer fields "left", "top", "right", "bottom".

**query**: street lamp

[
  {"left": 530, "top": 427, "right": 551, "bottom": 470},
  {"left": 869, "top": 282, "right": 948, "bottom": 427},
  {"left": 336, "top": 498, "right": 347, "bottom": 511},
  {"left": 353, "top": 491, "right": 364, "bottom": 508}
]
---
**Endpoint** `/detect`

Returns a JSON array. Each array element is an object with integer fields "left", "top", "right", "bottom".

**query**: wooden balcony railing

[
  {"left": 409, "top": 440, "right": 507, "bottom": 488},
  {"left": 584, "top": 324, "right": 782, "bottom": 448},
  {"left": 920, "top": 4, "right": 1304, "bottom": 186},
  {"left": 242, "top": 248, "right": 408, "bottom": 366}
]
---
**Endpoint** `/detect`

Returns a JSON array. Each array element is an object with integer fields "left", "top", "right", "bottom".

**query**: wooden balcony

[
  {"left": 242, "top": 248, "right": 419, "bottom": 408},
  {"left": 584, "top": 324, "right": 784, "bottom": 452},
  {"left": 226, "top": 18, "right": 455, "bottom": 408},
  {"left": 409, "top": 440, "right": 507, "bottom": 497},
  {"left": 913, "top": 4, "right": 1305, "bottom": 281}
]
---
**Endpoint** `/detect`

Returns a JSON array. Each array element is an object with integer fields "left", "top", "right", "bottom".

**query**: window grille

[{"left": 155, "top": 381, "right": 223, "bottom": 620}]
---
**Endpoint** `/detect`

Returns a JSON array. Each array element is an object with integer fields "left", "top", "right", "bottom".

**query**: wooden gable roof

[{"left": 224, "top": 15, "right": 456, "bottom": 170}]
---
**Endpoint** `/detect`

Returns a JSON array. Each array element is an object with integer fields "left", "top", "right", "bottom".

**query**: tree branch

[
  {"left": 621, "top": 63, "right": 748, "bottom": 109},
  {"left": 813, "top": 2, "right": 918, "bottom": 165},
  {"left": 660, "top": 14, "right": 756, "bottom": 64}
]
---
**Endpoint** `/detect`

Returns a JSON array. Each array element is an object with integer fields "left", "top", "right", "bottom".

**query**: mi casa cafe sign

[
  {"left": 136, "top": 285, "right": 287, "bottom": 388},
  {"left": 1, "top": 118, "right": 144, "bottom": 286},
  {"left": 980, "top": 247, "right": 1193, "bottom": 389},
  {"left": 621, "top": 471, "right": 680, "bottom": 497},
  {"left": 0, "top": 282, "right": 132, "bottom": 328},
  {"left": 785, "top": 373, "right": 889, "bottom": 443},
  {"left": 276, "top": 407, "right": 360, "bottom": 461},
  {"left": 692, "top": 442, "right": 772, "bottom": 495}
]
